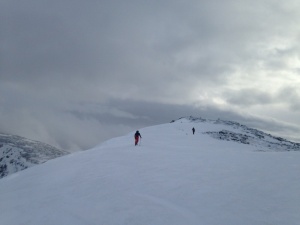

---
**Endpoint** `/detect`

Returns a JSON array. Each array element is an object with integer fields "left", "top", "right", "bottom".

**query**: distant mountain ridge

[
  {"left": 0, "top": 133, "right": 69, "bottom": 178},
  {"left": 176, "top": 116, "right": 300, "bottom": 152}
]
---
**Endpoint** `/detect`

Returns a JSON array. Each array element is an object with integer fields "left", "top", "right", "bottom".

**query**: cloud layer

[{"left": 1, "top": 0, "right": 300, "bottom": 150}]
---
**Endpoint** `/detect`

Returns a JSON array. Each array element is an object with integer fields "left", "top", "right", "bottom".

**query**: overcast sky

[{"left": 1, "top": 0, "right": 300, "bottom": 151}]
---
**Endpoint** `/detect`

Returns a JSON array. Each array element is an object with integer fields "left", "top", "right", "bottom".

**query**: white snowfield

[{"left": 0, "top": 118, "right": 299, "bottom": 225}]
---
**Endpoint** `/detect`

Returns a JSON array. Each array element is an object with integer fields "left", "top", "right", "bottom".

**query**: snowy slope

[
  {"left": 187, "top": 116, "right": 300, "bottom": 152},
  {"left": 0, "top": 133, "right": 69, "bottom": 178},
  {"left": 0, "top": 117, "right": 299, "bottom": 225}
]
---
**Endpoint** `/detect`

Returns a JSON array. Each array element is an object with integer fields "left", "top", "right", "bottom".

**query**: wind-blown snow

[{"left": 0, "top": 118, "right": 299, "bottom": 225}]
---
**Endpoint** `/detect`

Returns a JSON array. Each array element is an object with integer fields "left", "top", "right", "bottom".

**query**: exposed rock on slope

[
  {"left": 0, "top": 133, "right": 69, "bottom": 178},
  {"left": 178, "top": 116, "right": 300, "bottom": 152}
]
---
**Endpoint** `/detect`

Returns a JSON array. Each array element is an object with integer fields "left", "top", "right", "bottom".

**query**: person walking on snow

[
  {"left": 192, "top": 127, "right": 195, "bottom": 135},
  {"left": 134, "top": 130, "right": 142, "bottom": 146}
]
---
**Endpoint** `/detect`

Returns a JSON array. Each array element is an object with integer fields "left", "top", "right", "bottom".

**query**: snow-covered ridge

[
  {"left": 173, "top": 116, "right": 300, "bottom": 152},
  {"left": 1, "top": 116, "right": 298, "bottom": 179},
  {"left": 0, "top": 118, "right": 299, "bottom": 225},
  {"left": 0, "top": 133, "right": 69, "bottom": 178}
]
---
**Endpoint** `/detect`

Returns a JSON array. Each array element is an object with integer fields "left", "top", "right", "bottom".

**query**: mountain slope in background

[
  {"left": 0, "top": 117, "right": 299, "bottom": 225},
  {"left": 185, "top": 116, "right": 300, "bottom": 152},
  {"left": 0, "top": 133, "right": 69, "bottom": 178}
]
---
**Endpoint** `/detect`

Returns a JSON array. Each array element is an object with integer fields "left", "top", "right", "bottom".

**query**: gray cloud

[
  {"left": 1, "top": 0, "right": 300, "bottom": 150},
  {"left": 224, "top": 88, "right": 274, "bottom": 106},
  {"left": 276, "top": 86, "right": 300, "bottom": 111}
]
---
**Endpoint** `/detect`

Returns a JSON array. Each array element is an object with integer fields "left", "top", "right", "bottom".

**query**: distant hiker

[
  {"left": 134, "top": 130, "right": 142, "bottom": 146},
  {"left": 192, "top": 127, "right": 195, "bottom": 135}
]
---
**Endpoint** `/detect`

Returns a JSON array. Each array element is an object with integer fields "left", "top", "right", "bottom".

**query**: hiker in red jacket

[{"left": 134, "top": 131, "right": 142, "bottom": 146}]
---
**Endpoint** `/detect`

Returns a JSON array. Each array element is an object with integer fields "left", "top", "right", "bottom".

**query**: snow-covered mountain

[
  {"left": 0, "top": 133, "right": 69, "bottom": 178},
  {"left": 184, "top": 116, "right": 300, "bottom": 152},
  {"left": 0, "top": 117, "right": 299, "bottom": 225}
]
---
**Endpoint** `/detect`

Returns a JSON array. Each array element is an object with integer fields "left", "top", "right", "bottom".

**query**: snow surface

[{"left": 0, "top": 118, "right": 299, "bottom": 225}]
